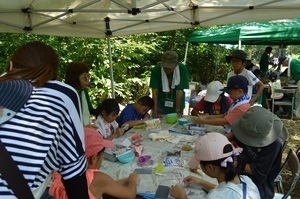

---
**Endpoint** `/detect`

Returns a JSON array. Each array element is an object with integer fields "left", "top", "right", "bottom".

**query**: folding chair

[
  {"left": 272, "top": 88, "right": 297, "bottom": 120},
  {"left": 280, "top": 126, "right": 290, "bottom": 153},
  {"left": 273, "top": 149, "right": 300, "bottom": 199}
]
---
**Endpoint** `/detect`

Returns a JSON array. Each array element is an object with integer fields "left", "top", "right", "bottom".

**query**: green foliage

[
  {"left": 0, "top": 30, "right": 237, "bottom": 107},
  {"left": 186, "top": 43, "right": 232, "bottom": 84}
]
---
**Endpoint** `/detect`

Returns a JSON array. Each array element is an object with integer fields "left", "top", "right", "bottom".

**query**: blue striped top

[{"left": 0, "top": 80, "right": 87, "bottom": 198}]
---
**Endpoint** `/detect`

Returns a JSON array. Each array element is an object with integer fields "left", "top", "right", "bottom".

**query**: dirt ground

[{"left": 281, "top": 119, "right": 300, "bottom": 198}]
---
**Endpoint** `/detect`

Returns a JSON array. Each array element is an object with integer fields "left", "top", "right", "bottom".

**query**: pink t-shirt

[
  {"left": 224, "top": 103, "right": 251, "bottom": 125},
  {"left": 195, "top": 97, "right": 233, "bottom": 115}
]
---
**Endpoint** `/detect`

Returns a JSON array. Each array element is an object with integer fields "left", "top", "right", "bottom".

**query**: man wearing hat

[
  {"left": 231, "top": 106, "right": 283, "bottom": 199},
  {"left": 192, "top": 75, "right": 251, "bottom": 134},
  {"left": 226, "top": 50, "right": 264, "bottom": 106},
  {"left": 279, "top": 56, "right": 300, "bottom": 82},
  {"left": 149, "top": 50, "right": 189, "bottom": 118}
]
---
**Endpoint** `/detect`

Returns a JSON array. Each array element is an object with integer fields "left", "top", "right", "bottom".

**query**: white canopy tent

[{"left": 1, "top": 0, "right": 300, "bottom": 97}]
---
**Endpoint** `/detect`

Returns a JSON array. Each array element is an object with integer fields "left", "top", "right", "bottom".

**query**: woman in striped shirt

[{"left": 0, "top": 41, "right": 89, "bottom": 198}]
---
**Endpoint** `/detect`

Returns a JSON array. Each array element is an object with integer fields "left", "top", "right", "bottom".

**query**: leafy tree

[{"left": 0, "top": 30, "right": 246, "bottom": 107}]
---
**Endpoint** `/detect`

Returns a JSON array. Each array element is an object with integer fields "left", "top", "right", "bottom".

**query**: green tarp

[{"left": 188, "top": 18, "right": 300, "bottom": 45}]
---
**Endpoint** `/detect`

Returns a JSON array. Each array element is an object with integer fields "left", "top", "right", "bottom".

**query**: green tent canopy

[{"left": 188, "top": 18, "right": 300, "bottom": 46}]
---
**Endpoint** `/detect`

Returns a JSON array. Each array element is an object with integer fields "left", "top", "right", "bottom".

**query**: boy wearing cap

[
  {"left": 149, "top": 50, "right": 189, "bottom": 118},
  {"left": 192, "top": 75, "right": 251, "bottom": 134},
  {"left": 191, "top": 81, "right": 233, "bottom": 116},
  {"left": 231, "top": 106, "right": 283, "bottom": 199},
  {"left": 226, "top": 50, "right": 264, "bottom": 105},
  {"left": 50, "top": 127, "right": 140, "bottom": 199},
  {"left": 170, "top": 133, "right": 260, "bottom": 199}
]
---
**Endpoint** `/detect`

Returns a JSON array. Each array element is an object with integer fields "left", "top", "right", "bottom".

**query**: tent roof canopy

[
  {"left": 188, "top": 18, "right": 300, "bottom": 45},
  {"left": 1, "top": 0, "right": 300, "bottom": 38}
]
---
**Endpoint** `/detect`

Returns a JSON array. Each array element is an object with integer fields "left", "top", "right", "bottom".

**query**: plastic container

[
  {"left": 131, "top": 134, "right": 142, "bottom": 141},
  {"left": 117, "top": 151, "right": 135, "bottom": 164},
  {"left": 165, "top": 113, "right": 178, "bottom": 124},
  {"left": 178, "top": 118, "right": 188, "bottom": 125}
]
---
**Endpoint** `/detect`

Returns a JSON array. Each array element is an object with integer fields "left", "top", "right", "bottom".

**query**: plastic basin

[
  {"left": 165, "top": 113, "right": 178, "bottom": 124},
  {"left": 117, "top": 151, "right": 135, "bottom": 164}
]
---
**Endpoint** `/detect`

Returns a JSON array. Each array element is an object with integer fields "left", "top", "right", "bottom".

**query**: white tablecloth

[{"left": 100, "top": 118, "right": 223, "bottom": 198}]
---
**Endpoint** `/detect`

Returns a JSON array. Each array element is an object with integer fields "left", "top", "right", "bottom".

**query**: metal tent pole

[
  {"left": 183, "top": 42, "right": 189, "bottom": 65},
  {"left": 107, "top": 37, "right": 115, "bottom": 98}
]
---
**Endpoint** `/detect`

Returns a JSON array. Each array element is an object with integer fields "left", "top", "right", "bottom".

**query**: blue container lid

[{"left": 117, "top": 151, "right": 135, "bottom": 164}]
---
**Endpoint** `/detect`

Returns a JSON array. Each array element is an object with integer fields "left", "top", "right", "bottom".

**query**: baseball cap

[
  {"left": 188, "top": 133, "right": 235, "bottom": 169},
  {"left": 84, "top": 127, "right": 114, "bottom": 158},
  {"left": 225, "top": 50, "right": 247, "bottom": 63},
  {"left": 0, "top": 80, "right": 33, "bottom": 124},
  {"left": 160, "top": 50, "right": 178, "bottom": 69},
  {"left": 232, "top": 106, "right": 282, "bottom": 147},
  {"left": 204, "top": 81, "right": 224, "bottom": 103},
  {"left": 221, "top": 75, "right": 248, "bottom": 92}
]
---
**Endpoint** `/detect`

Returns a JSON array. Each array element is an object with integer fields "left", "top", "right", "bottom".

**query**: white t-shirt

[
  {"left": 207, "top": 175, "right": 261, "bottom": 199},
  {"left": 269, "top": 79, "right": 284, "bottom": 99},
  {"left": 227, "top": 68, "right": 260, "bottom": 98},
  {"left": 94, "top": 115, "right": 119, "bottom": 138}
]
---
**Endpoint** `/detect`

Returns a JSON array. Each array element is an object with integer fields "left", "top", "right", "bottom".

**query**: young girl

[
  {"left": 65, "top": 62, "right": 96, "bottom": 125},
  {"left": 266, "top": 72, "right": 284, "bottom": 112},
  {"left": 170, "top": 133, "right": 260, "bottom": 199},
  {"left": 49, "top": 127, "right": 140, "bottom": 199},
  {"left": 94, "top": 98, "right": 125, "bottom": 140}
]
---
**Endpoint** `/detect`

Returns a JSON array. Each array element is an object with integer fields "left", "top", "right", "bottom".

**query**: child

[
  {"left": 94, "top": 98, "right": 125, "bottom": 140},
  {"left": 170, "top": 133, "right": 260, "bottom": 199},
  {"left": 231, "top": 106, "right": 282, "bottom": 198},
  {"left": 191, "top": 75, "right": 251, "bottom": 134},
  {"left": 266, "top": 72, "right": 284, "bottom": 112},
  {"left": 226, "top": 50, "right": 264, "bottom": 105},
  {"left": 117, "top": 96, "right": 154, "bottom": 128},
  {"left": 49, "top": 127, "right": 140, "bottom": 199},
  {"left": 191, "top": 81, "right": 233, "bottom": 116}
]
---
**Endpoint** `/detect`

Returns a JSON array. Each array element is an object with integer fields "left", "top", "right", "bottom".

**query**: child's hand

[
  {"left": 170, "top": 184, "right": 187, "bottom": 199},
  {"left": 190, "top": 116, "right": 203, "bottom": 123},
  {"left": 183, "top": 176, "right": 199, "bottom": 186},
  {"left": 128, "top": 173, "right": 140, "bottom": 185},
  {"left": 116, "top": 128, "right": 124, "bottom": 137},
  {"left": 143, "top": 113, "right": 151, "bottom": 120},
  {"left": 121, "top": 123, "right": 129, "bottom": 131}
]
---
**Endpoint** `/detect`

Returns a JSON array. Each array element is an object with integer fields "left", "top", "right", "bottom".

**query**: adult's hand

[
  {"left": 177, "top": 112, "right": 182, "bottom": 118},
  {"left": 152, "top": 112, "right": 163, "bottom": 118}
]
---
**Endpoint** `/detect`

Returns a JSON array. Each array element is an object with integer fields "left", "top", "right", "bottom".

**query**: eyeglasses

[{"left": 80, "top": 74, "right": 90, "bottom": 80}]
